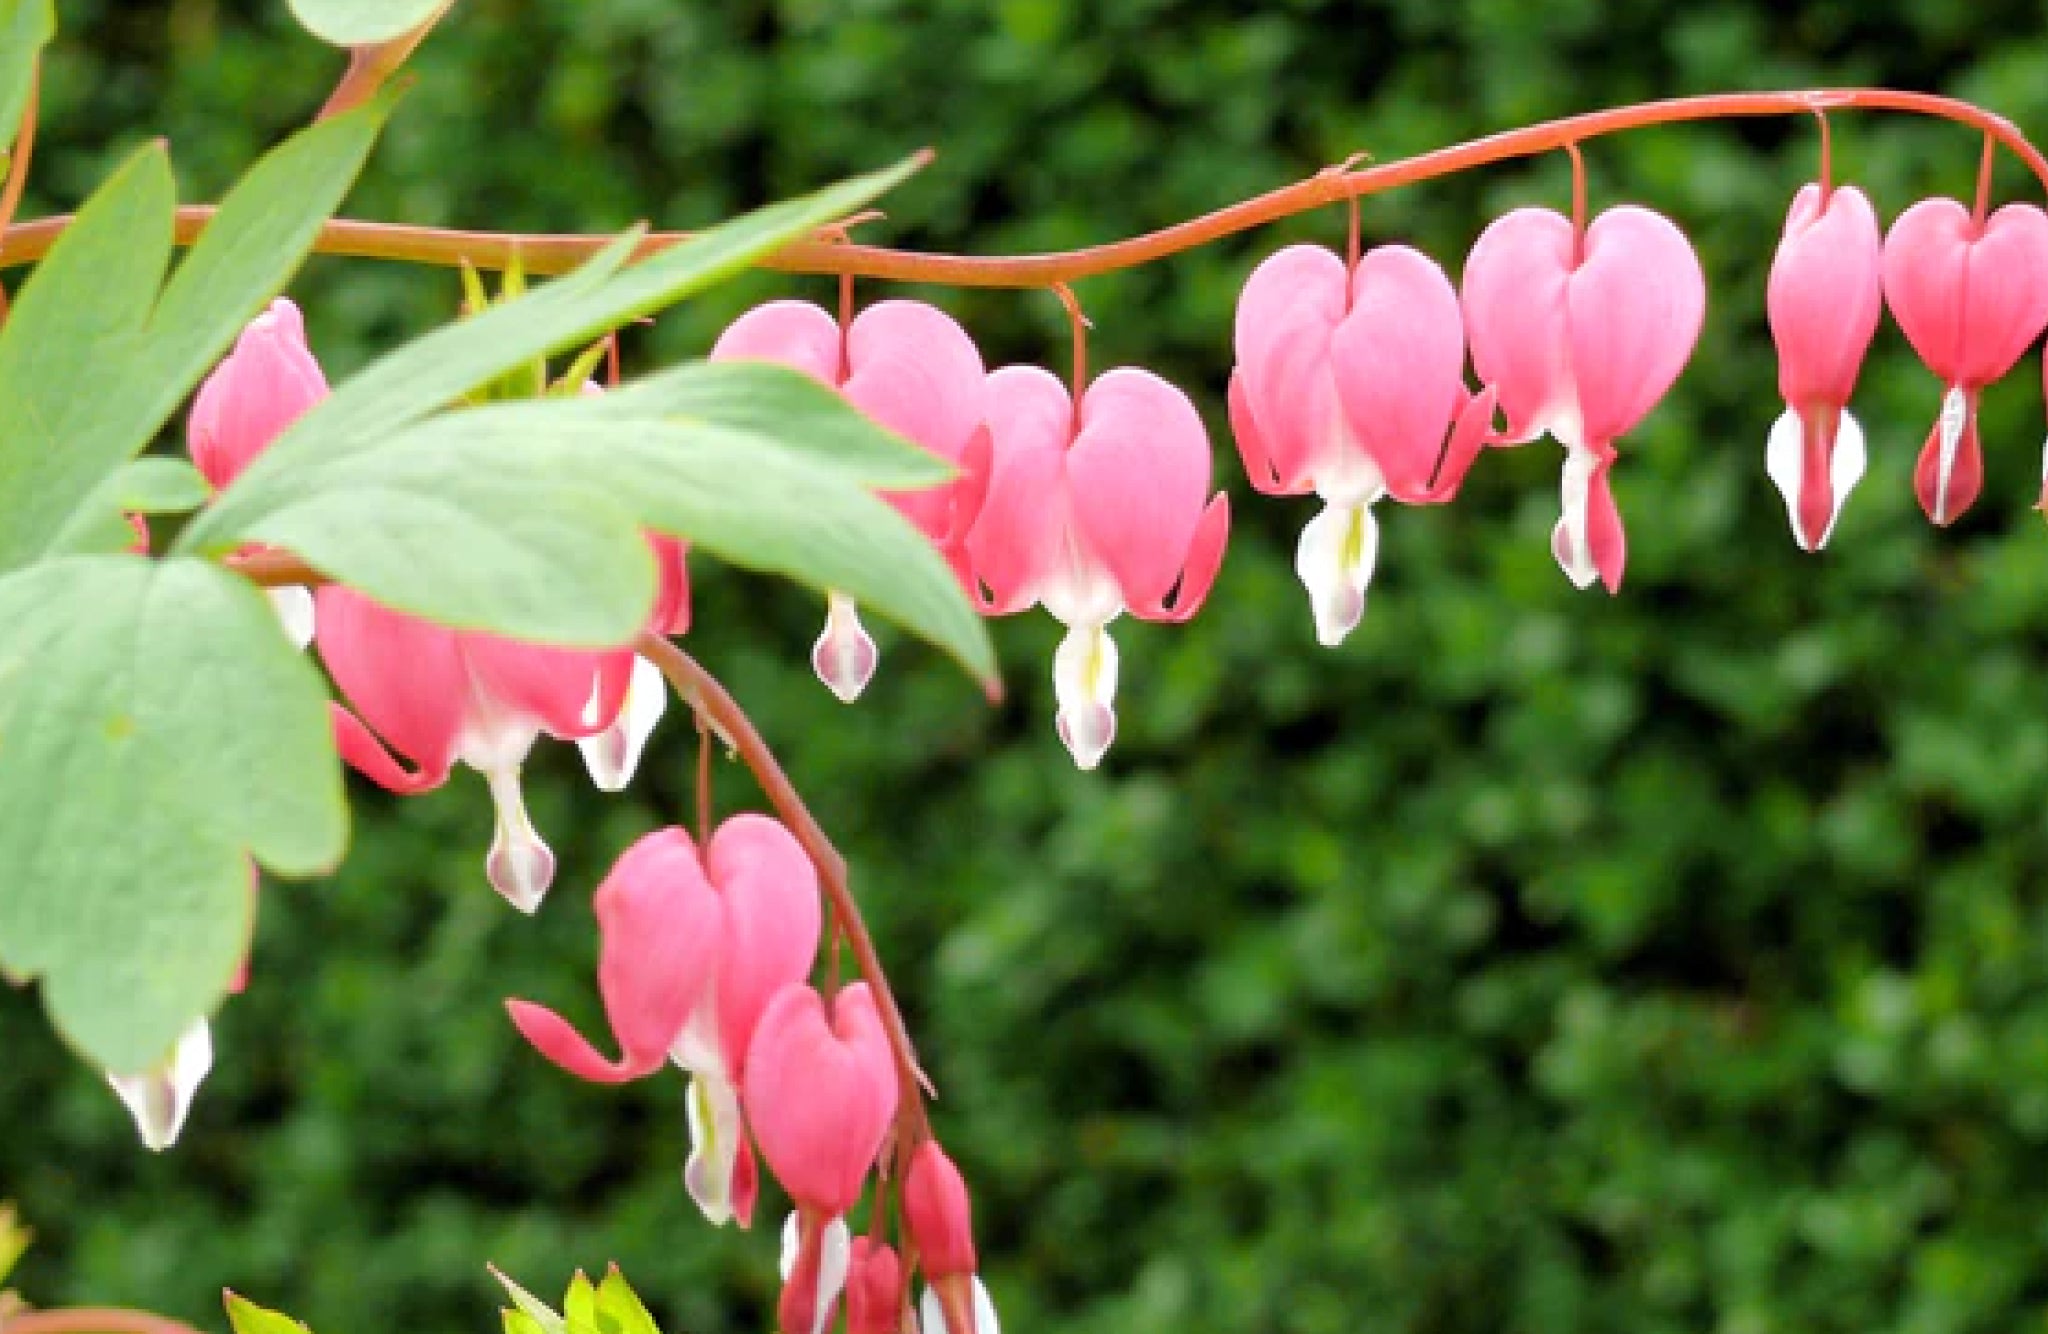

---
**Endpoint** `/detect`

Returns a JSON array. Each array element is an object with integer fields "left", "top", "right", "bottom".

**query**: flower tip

[
  {"left": 485, "top": 768, "right": 555, "bottom": 912},
  {"left": 812, "top": 593, "right": 878, "bottom": 704},
  {"left": 1055, "top": 702, "right": 1116, "bottom": 771},
  {"left": 106, "top": 1018, "right": 213, "bottom": 1152}
]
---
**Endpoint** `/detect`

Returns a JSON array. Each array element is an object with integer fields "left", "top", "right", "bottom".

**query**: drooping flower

[
  {"left": 745, "top": 982, "right": 897, "bottom": 1334},
  {"left": 667, "top": 814, "right": 822, "bottom": 1229},
  {"left": 188, "top": 297, "right": 329, "bottom": 648},
  {"left": 504, "top": 829, "right": 725, "bottom": 1080},
  {"left": 905, "top": 1141, "right": 997, "bottom": 1334},
  {"left": 1764, "top": 183, "right": 1884, "bottom": 550},
  {"left": 1882, "top": 196, "right": 2048, "bottom": 524},
  {"left": 1462, "top": 205, "right": 1707, "bottom": 592},
  {"left": 1230, "top": 242, "right": 1495, "bottom": 644},
  {"left": 316, "top": 587, "right": 643, "bottom": 912},
  {"left": 964, "top": 366, "right": 1230, "bottom": 769},
  {"left": 710, "top": 299, "right": 986, "bottom": 702}
]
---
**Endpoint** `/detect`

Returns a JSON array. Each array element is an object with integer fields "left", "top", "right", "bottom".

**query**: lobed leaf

[
  {"left": 0, "top": 557, "right": 345, "bottom": 1074},
  {"left": 287, "top": 0, "right": 450, "bottom": 47},
  {"left": 0, "top": 92, "right": 392, "bottom": 573},
  {"left": 0, "top": 0, "right": 51, "bottom": 157}
]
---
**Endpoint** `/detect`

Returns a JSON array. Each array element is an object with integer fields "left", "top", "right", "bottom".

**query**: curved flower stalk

[
  {"left": 745, "top": 982, "right": 897, "bottom": 1334},
  {"left": 711, "top": 299, "right": 986, "bottom": 702},
  {"left": 965, "top": 365, "right": 1230, "bottom": 769},
  {"left": 1230, "top": 242, "right": 1495, "bottom": 645},
  {"left": 187, "top": 297, "right": 328, "bottom": 647},
  {"left": 1462, "top": 204, "right": 1706, "bottom": 592},
  {"left": 1765, "top": 183, "right": 1884, "bottom": 550},
  {"left": 1881, "top": 196, "right": 2048, "bottom": 525}
]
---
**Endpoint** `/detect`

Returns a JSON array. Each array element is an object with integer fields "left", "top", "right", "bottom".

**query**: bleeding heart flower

[
  {"left": 667, "top": 813, "right": 822, "bottom": 1230},
  {"left": 188, "top": 297, "right": 330, "bottom": 649},
  {"left": 1230, "top": 242, "right": 1495, "bottom": 644},
  {"left": 964, "top": 365, "right": 1230, "bottom": 769},
  {"left": 748, "top": 982, "right": 896, "bottom": 1334},
  {"left": 1462, "top": 205, "right": 1706, "bottom": 592},
  {"left": 1765, "top": 183, "right": 1883, "bottom": 551},
  {"left": 576, "top": 536, "right": 690, "bottom": 794},
  {"left": 711, "top": 299, "right": 987, "bottom": 703},
  {"left": 1882, "top": 196, "right": 2048, "bottom": 525},
  {"left": 316, "top": 587, "right": 643, "bottom": 911},
  {"left": 779, "top": 1211, "right": 853, "bottom": 1334},
  {"left": 504, "top": 828, "right": 724, "bottom": 1080}
]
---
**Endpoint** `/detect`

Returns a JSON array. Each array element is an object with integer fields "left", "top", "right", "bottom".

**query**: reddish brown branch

[
  {"left": 0, "top": 1310, "right": 210, "bottom": 1334},
  {"left": 1, "top": 88, "right": 2041, "bottom": 287},
  {"left": 635, "top": 633, "right": 935, "bottom": 1145}
]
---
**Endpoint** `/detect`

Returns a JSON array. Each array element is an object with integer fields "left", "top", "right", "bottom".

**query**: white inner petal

[
  {"left": 107, "top": 1017, "right": 214, "bottom": 1152},
  {"left": 1292, "top": 500, "right": 1379, "bottom": 647},
  {"left": 266, "top": 585, "right": 316, "bottom": 652},
  {"left": 484, "top": 764, "right": 555, "bottom": 913},
  {"left": 681, "top": 1070, "right": 746, "bottom": 1227},
  {"left": 1052, "top": 621, "right": 1119, "bottom": 771},
  {"left": 1935, "top": 384, "right": 1969, "bottom": 524},
  {"left": 578, "top": 654, "right": 668, "bottom": 792},
  {"left": 812, "top": 591, "right": 878, "bottom": 704},
  {"left": 1551, "top": 446, "right": 1598, "bottom": 589}
]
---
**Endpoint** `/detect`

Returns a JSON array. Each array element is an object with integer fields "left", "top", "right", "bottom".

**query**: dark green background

[{"left": 10, "top": 1, "right": 2048, "bottom": 1331}]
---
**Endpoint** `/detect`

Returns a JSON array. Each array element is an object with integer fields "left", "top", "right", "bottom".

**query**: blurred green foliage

[{"left": 8, "top": 1, "right": 2048, "bottom": 1332}]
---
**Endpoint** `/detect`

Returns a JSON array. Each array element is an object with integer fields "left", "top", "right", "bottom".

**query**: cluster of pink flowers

[{"left": 504, "top": 818, "right": 994, "bottom": 1334}]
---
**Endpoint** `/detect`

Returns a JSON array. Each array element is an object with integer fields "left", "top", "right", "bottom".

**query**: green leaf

[
  {"left": 196, "top": 398, "right": 997, "bottom": 684},
  {"left": 0, "top": 557, "right": 346, "bottom": 1074},
  {"left": 111, "top": 456, "right": 213, "bottom": 513},
  {"left": 563, "top": 1274, "right": 598, "bottom": 1334},
  {"left": 181, "top": 152, "right": 926, "bottom": 537},
  {"left": 0, "top": 93, "right": 392, "bottom": 574},
  {"left": 0, "top": 0, "right": 51, "bottom": 158},
  {"left": 288, "top": 0, "right": 449, "bottom": 47},
  {"left": 489, "top": 1267, "right": 572, "bottom": 1334},
  {"left": 0, "top": 1203, "right": 28, "bottom": 1285},
  {"left": 592, "top": 1267, "right": 661, "bottom": 1334},
  {"left": 224, "top": 1293, "right": 314, "bottom": 1334},
  {"left": 597, "top": 361, "right": 956, "bottom": 488}
]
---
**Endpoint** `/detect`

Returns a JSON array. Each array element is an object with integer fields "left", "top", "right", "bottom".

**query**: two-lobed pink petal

[
  {"left": 1567, "top": 206, "right": 1707, "bottom": 444},
  {"left": 703, "top": 814, "right": 822, "bottom": 1077},
  {"left": 1882, "top": 198, "right": 2048, "bottom": 386},
  {"left": 744, "top": 981, "right": 898, "bottom": 1216},
  {"left": 1462, "top": 208, "right": 1578, "bottom": 442},
  {"left": 964, "top": 366, "right": 1077, "bottom": 614},
  {"left": 1330, "top": 245, "right": 1468, "bottom": 499},
  {"left": 507, "top": 828, "right": 725, "bottom": 1083},
  {"left": 1067, "top": 368, "right": 1218, "bottom": 615}
]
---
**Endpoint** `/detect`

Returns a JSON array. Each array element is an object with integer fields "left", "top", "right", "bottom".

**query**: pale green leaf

[
  {"left": 224, "top": 1293, "right": 314, "bottom": 1334},
  {"left": 489, "top": 1267, "right": 570, "bottom": 1334},
  {"left": 203, "top": 399, "right": 997, "bottom": 684},
  {"left": 597, "top": 360, "right": 956, "bottom": 488},
  {"left": 592, "top": 1268, "right": 661, "bottom": 1334},
  {"left": 0, "top": 557, "right": 346, "bottom": 1073},
  {"left": 0, "top": 0, "right": 51, "bottom": 158},
  {"left": 112, "top": 456, "right": 213, "bottom": 513},
  {"left": 288, "top": 0, "right": 449, "bottom": 47},
  {"left": 0, "top": 94, "right": 392, "bottom": 572},
  {"left": 0, "top": 1203, "right": 28, "bottom": 1285},
  {"left": 181, "top": 153, "right": 926, "bottom": 544}
]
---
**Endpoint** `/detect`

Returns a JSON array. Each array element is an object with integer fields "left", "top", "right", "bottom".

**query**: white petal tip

[
  {"left": 1765, "top": 406, "right": 1865, "bottom": 553},
  {"left": 813, "top": 594, "right": 878, "bottom": 704},
  {"left": 578, "top": 655, "right": 668, "bottom": 792},
  {"left": 266, "top": 585, "right": 316, "bottom": 652},
  {"left": 485, "top": 769, "right": 554, "bottom": 913},
  {"left": 1056, "top": 704, "right": 1116, "bottom": 771},
  {"left": 1051, "top": 623, "right": 1120, "bottom": 770},
  {"left": 107, "top": 1018, "right": 214, "bottom": 1152}
]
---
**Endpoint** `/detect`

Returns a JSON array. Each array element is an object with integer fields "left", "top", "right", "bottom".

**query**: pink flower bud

[
  {"left": 964, "top": 365, "right": 1230, "bottom": 769},
  {"left": 903, "top": 1141, "right": 976, "bottom": 1278},
  {"left": 844, "top": 1238, "right": 904, "bottom": 1334},
  {"left": 744, "top": 982, "right": 898, "bottom": 1217},
  {"left": 188, "top": 298, "right": 329, "bottom": 489},
  {"left": 1882, "top": 197, "right": 2048, "bottom": 525},
  {"left": 1463, "top": 205, "right": 1705, "bottom": 592},
  {"left": 505, "top": 829, "right": 724, "bottom": 1082}
]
